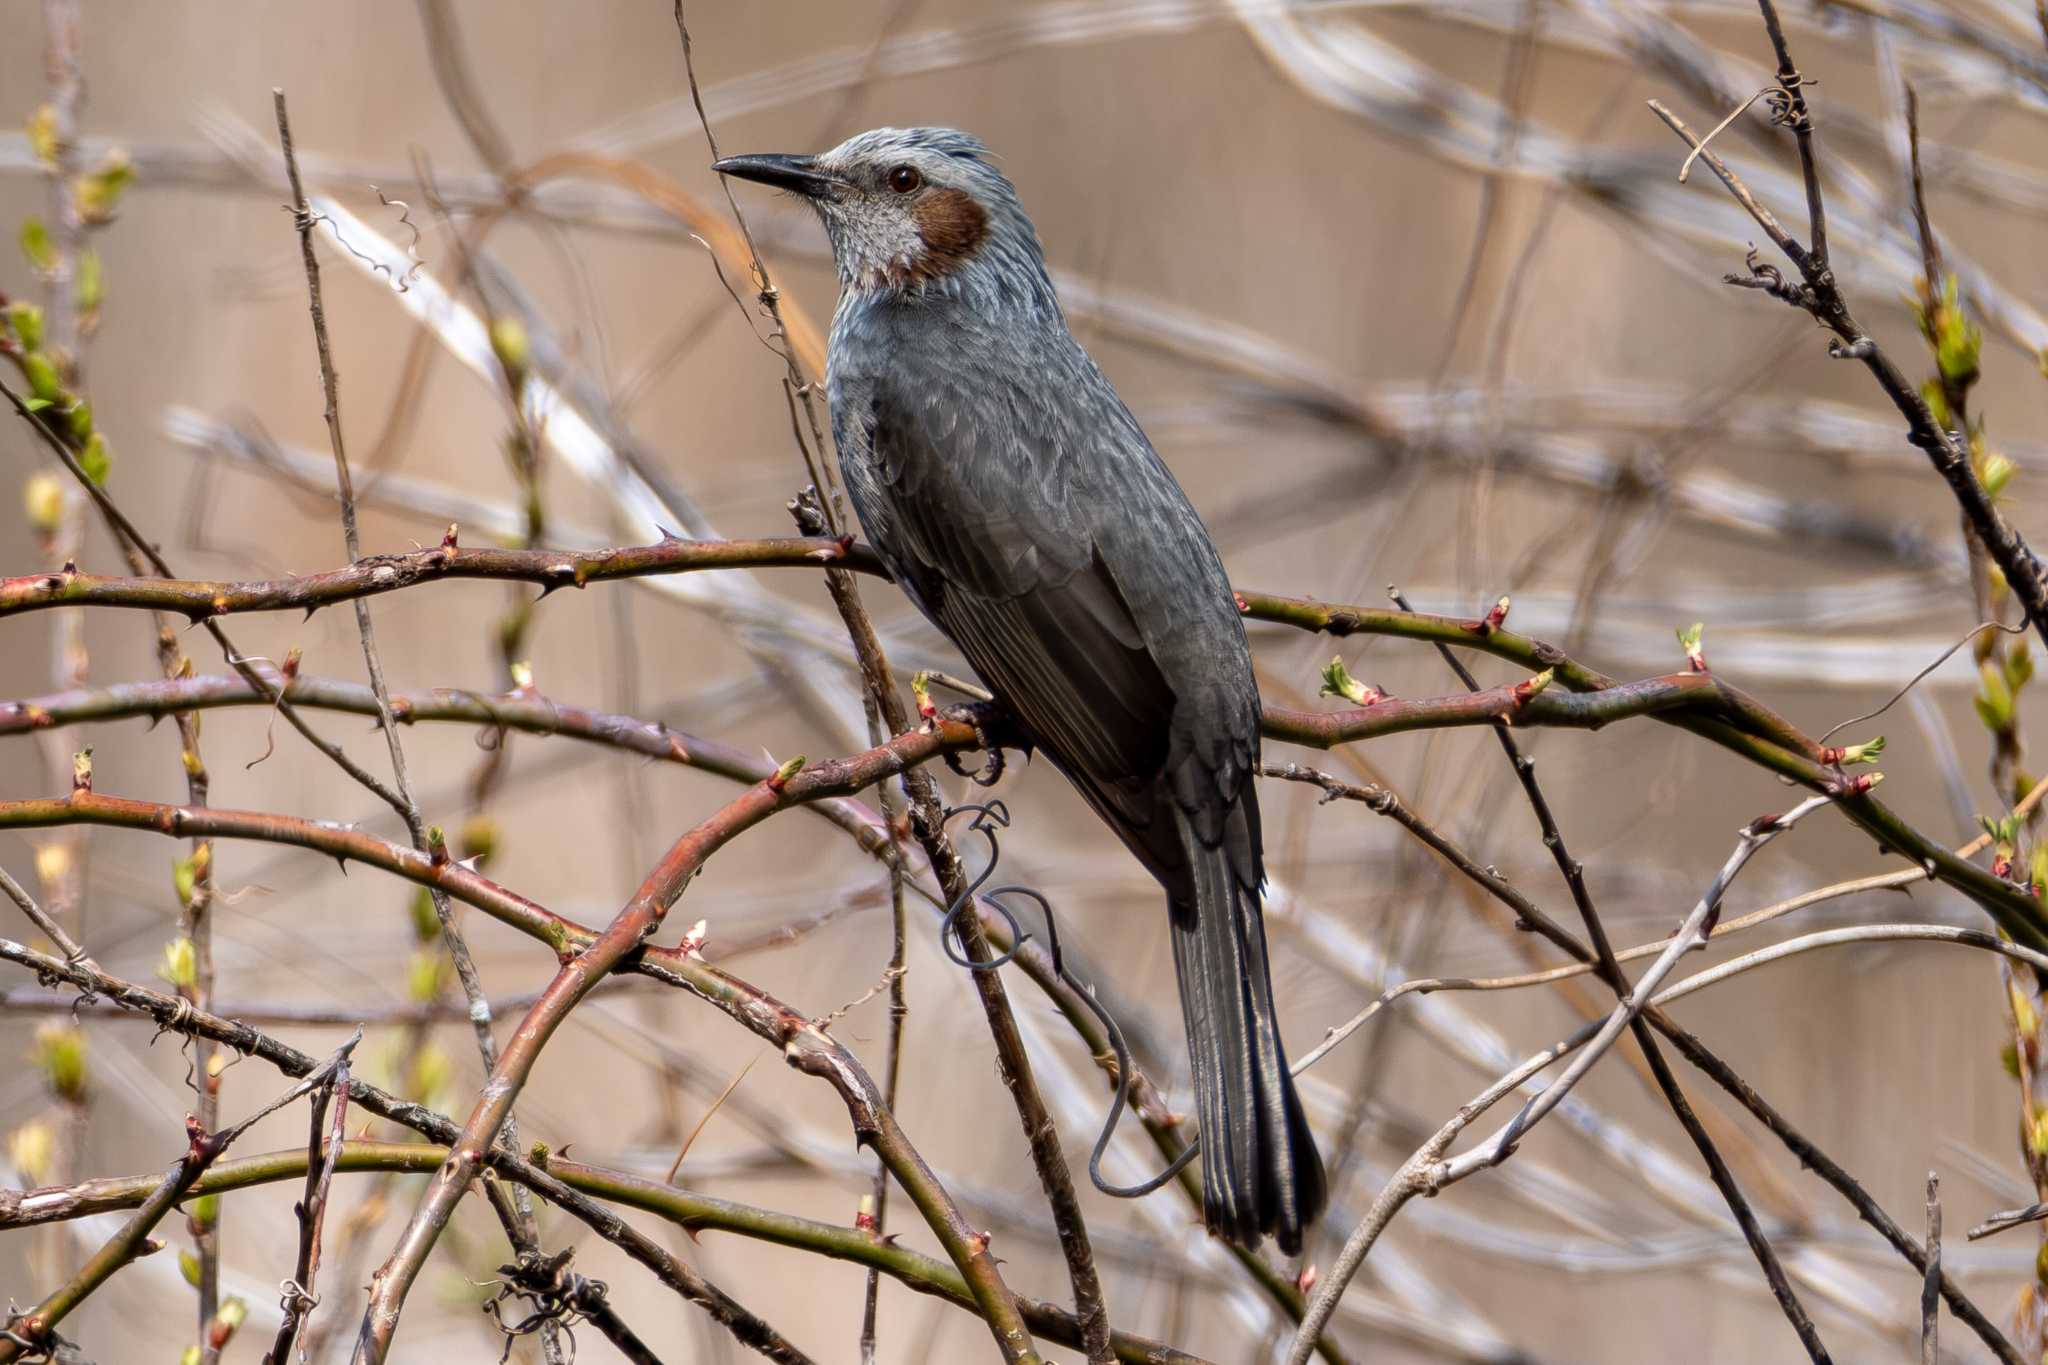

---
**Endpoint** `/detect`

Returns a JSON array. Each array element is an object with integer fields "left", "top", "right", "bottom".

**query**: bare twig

[
  {"left": 1970, "top": 1201, "right": 2048, "bottom": 1240},
  {"left": 1389, "top": 589, "right": 1829, "bottom": 1361},
  {"left": 1287, "top": 798, "right": 1829, "bottom": 1364},
  {"left": 0, "top": 534, "right": 878, "bottom": 620},
  {"left": 1246, "top": 589, "right": 2048, "bottom": 956},
  {"left": 0, "top": 863, "right": 89, "bottom": 968},
  {"left": 1646, "top": 4, "right": 2048, "bottom": 653},
  {"left": 0, "top": 1037, "right": 359, "bottom": 1363},
  {"left": 858, "top": 690, "right": 911, "bottom": 1365},
  {"left": 0, "top": 941, "right": 815, "bottom": 1365},
  {"left": 0, "top": 373, "right": 413, "bottom": 815},
  {"left": 0, "top": 1137, "right": 1210, "bottom": 1365},
  {"left": 792, "top": 490, "right": 1067, "bottom": 1364},
  {"left": 274, "top": 92, "right": 575, "bottom": 1326},
  {"left": 1922, "top": 1171, "right": 1941, "bottom": 1363},
  {"left": 677, "top": 0, "right": 840, "bottom": 519},
  {"left": 262, "top": 1055, "right": 349, "bottom": 1365}
]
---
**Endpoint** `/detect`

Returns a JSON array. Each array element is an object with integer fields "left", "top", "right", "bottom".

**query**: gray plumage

[{"left": 716, "top": 127, "right": 1326, "bottom": 1254}]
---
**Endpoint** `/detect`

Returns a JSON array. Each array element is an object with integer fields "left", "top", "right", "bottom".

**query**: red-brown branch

[{"left": 0, "top": 533, "right": 884, "bottom": 621}]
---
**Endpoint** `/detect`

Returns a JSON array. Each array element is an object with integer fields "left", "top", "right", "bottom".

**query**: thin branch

[
  {"left": 1923, "top": 1172, "right": 1941, "bottom": 1365},
  {"left": 1970, "top": 1201, "right": 2048, "bottom": 1241},
  {"left": 0, "top": 941, "right": 817, "bottom": 1365},
  {"left": 0, "top": 373, "right": 413, "bottom": 815},
  {"left": 1650, "top": 924, "right": 2048, "bottom": 1007},
  {"left": 0, "top": 532, "right": 878, "bottom": 620},
  {"left": 1389, "top": 589, "right": 1828, "bottom": 1361},
  {"left": 858, "top": 688, "right": 911, "bottom": 1365},
  {"left": 676, "top": 0, "right": 840, "bottom": 522},
  {"left": 0, "top": 862, "right": 90, "bottom": 968},
  {"left": 262, "top": 1054, "right": 349, "bottom": 1365},
  {"left": 0, "top": 977, "right": 653, "bottom": 1025},
  {"left": 0, "top": 1139, "right": 1211, "bottom": 1365},
  {"left": 1287, "top": 798, "right": 1830, "bottom": 1364},
  {"left": 276, "top": 86, "right": 552, "bottom": 1300},
  {"left": 0, "top": 724, "right": 979, "bottom": 977},
  {"left": 792, "top": 490, "right": 1067, "bottom": 1365},
  {"left": 0, "top": 1037, "right": 358, "bottom": 1363},
  {"left": 1647, "top": 6, "right": 2048, "bottom": 654},
  {"left": 1245, "top": 590, "right": 2048, "bottom": 956}
]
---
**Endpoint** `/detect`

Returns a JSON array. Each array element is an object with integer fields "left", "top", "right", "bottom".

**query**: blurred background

[{"left": 5, "top": 1, "right": 2048, "bottom": 1360}]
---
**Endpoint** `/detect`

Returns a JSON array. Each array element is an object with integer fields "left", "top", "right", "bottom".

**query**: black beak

[{"left": 711, "top": 153, "right": 842, "bottom": 200}]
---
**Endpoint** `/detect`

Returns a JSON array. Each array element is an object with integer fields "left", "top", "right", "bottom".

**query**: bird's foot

[{"left": 940, "top": 699, "right": 1030, "bottom": 787}]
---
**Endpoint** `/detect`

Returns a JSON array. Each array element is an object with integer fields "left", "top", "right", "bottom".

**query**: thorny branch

[
  {"left": 791, "top": 485, "right": 1075, "bottom": 1365},
  {"left": 1246, "top": 589, "right": 2048, "bottom": 956},
  {"left": 1647, "top": 0, "right": 2048, "bottom": 655},
  {"left": 0, "top": 1134, "right": 1207, "bottom": 1365},
  {"left": 0, "top": 374, "right": 414, "bottom": 815},
  {"left": 0, "top": 1036, "right": 360, "bottom": 1364},
  {"left": 1288, "top": 798, "right": 1831, "bottom": 1364},
  {"left": 0, "top": 533, "right": 875, "bottom": 619},
  {"left": 275, "top": 87, "right": 557, "bottom": 1329},
  {"left": 1378, "top": 589, "right": 1830, "bottom": 1362},
  {"left": 261, "top": 1052, "right": 348, "bottom": 1365},
  {"left": 9, "top": 10, "right": 2048, "bottom": 1356}
]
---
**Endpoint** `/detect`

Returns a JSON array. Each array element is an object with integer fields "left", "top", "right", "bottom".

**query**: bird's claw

[
  {"left": 939, "top": 700, "right": 1028, "bottom": 787},
  {"left": 944, "top": 745, "right": 1004, "bottom": 786}
]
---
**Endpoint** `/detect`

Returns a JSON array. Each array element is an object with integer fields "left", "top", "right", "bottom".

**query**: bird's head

[{"left": 714, "top": 127, "right": 1045, "bottom": 301}]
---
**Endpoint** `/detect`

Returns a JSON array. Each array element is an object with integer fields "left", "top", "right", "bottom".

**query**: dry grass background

[{"left": 5, "top": 1, "right": 2048, "bottom": 1361}]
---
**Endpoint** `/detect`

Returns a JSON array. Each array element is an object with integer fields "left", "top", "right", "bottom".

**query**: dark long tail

[{"left": 1167, "top": 810, "right": 1327, "bottom": 1255}]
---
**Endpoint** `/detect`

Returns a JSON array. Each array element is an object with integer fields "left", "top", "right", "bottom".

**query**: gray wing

[{"left": 839, "top": 359, "right": 1262, "bottom": 895}]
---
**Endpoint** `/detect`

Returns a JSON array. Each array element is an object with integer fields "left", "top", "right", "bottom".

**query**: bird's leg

[{"left": 939, "top": 698, "right": 1030, "bottom": 787}]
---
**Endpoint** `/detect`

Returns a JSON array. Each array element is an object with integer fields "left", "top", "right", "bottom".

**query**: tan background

[{"left": 5, "top": 1, "right": 2048, "bottom": 1361}]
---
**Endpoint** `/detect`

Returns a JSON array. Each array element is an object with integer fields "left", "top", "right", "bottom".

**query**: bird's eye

[{"left": 886, "top": 165, "right": 922, "bottom": 194}]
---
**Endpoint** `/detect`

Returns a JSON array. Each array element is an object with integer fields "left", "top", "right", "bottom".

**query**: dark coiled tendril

[{"left": 938, "top": 802, "right": 1200, "bottom": 1199}]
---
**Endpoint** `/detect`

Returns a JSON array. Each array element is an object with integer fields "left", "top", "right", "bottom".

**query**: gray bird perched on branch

[{"left": 715, "top": 127, "right": 1327, "bottom": 1254}]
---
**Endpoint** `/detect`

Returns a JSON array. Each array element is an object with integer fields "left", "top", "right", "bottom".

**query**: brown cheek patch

[{"left": 909, "top": 188, "right": 989, "bottom": 280}]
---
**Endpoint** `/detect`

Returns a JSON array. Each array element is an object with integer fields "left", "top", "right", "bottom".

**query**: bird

[{"left": 714, "top": 127, "right": 1327, "bottom": 1254}]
